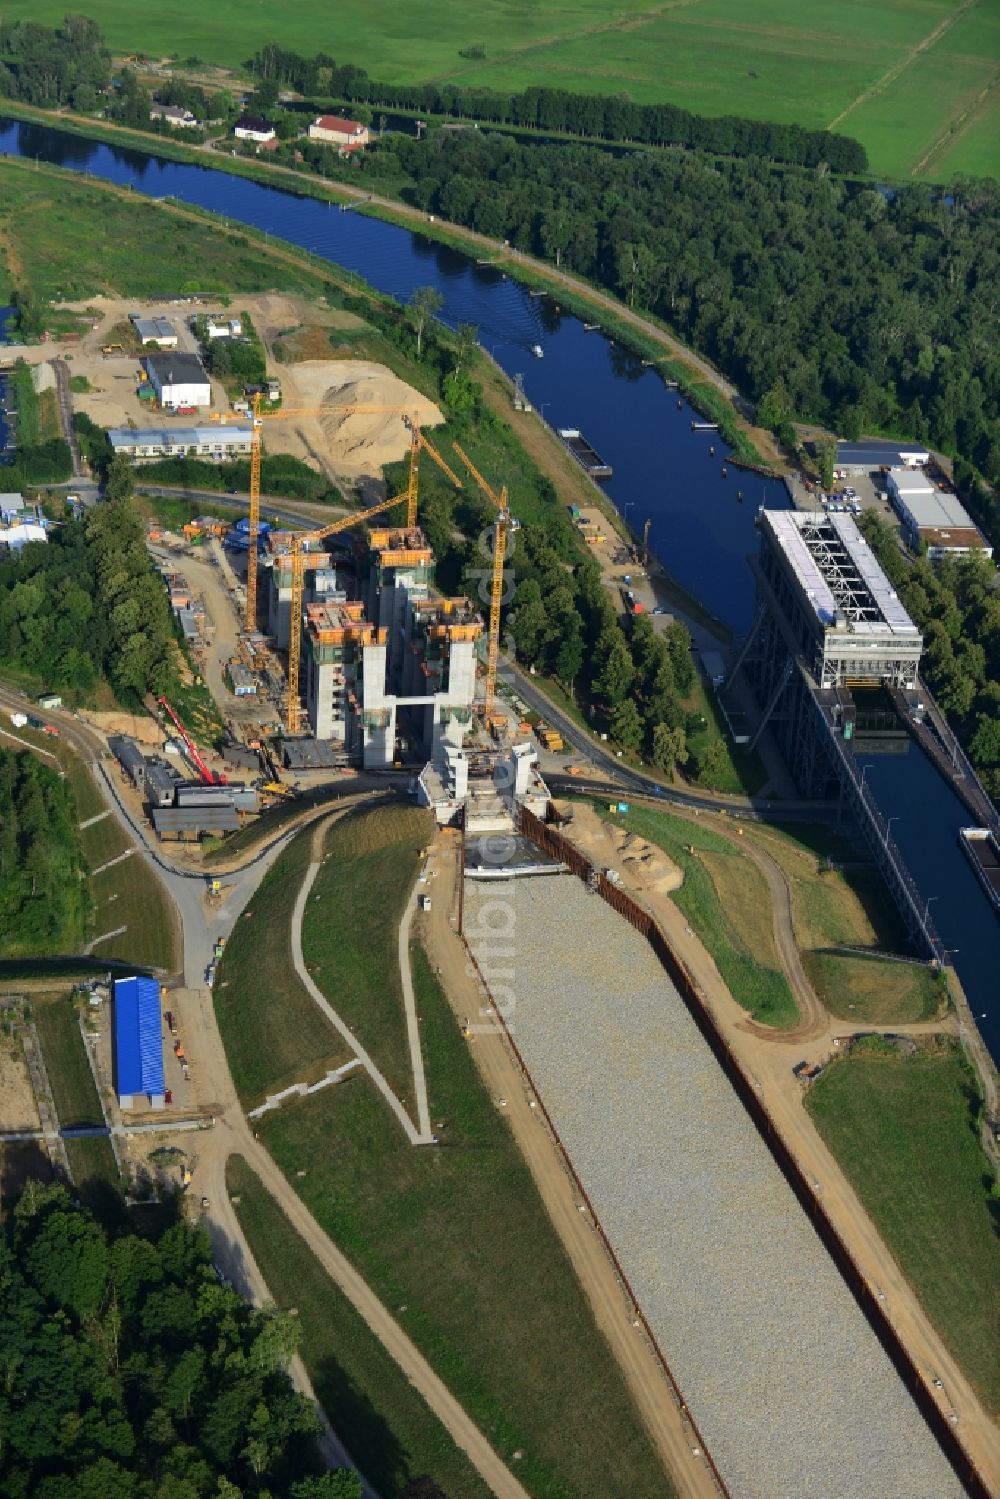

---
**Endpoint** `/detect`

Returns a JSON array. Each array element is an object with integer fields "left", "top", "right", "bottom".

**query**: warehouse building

[
  {"left": 836, "top": 440, "right": 930, "bottom": 474},
  {"left": 144, "top": 761, "right": 180, "bottom": 808},
  {"left": 151, "top": 806, "right": 240, "bottom": 839},
  {"left": 113, "top": 976, "right": 165, "bottom": 1110},
  {"left": 108, "top": 734, "right": 148, "bottom": 789},
  {"left": 141, "top": 353, "right": 212, "bottom": 410},
  {"left": 109, "top": 424, "right": 250, "bottom": 462},
  {"left": 886, "top": 469, "right": 993, "bottom": 561},
  {"left": 130, "top": 314, "right": 179, "bottom": 347}
]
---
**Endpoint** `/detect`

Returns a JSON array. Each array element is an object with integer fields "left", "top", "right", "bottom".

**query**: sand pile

[{"left": 280, "top": 360, "right": 442, "bottom": 476}]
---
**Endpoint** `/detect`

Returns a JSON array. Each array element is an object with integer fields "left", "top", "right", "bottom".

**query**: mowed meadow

[{"left": 4, "top": 0, "right": 997, "bottom": 179}]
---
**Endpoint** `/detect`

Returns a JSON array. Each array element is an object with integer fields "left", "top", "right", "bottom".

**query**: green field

[
  {"left": 0, "top": 158, "right": 329, "bottom": 304},
  {"left": 5, "top": 0, "right": 996, "bottom": 178},
  {"left": 227, "top": 1157, "right": 493, "bottom": 1499},
  {"left": 807, "top": 1041, "right": 1000, "bottom": 1414},
  {"left": 596, "top": 802, "right": 799, "bottom": 1027},
  {"left": 259, "top": 942, "right": 671, "bottom": 1499},
  {"left": 214, "top": 828, "right": 351, "bottom": 1105},
  {"left": 35, "top": 993, "right": 104, "bottom": 1128},
  {"left": 301, "top": 806, "right": 432, "bottom": 1106}
]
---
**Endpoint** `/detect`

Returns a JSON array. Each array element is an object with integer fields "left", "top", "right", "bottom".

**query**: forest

[
  {"left": 0, "top": 749, "right": 89, "bottom": 956},
  {"left": 245, "top": 44, "right": 869, "bottom": 173},
  {"left": 0, "top": 460, "right": 178, "bottom": 701},
  {"left": 0, "top": 1181, "right": 360, "bottom": 1498},
  {"left": 860, "top": 513, "right": 1000, "bottom": 800},
  {"left": 0, "top": 14, "right": 110, "bottom": 111},
  {"left": 323, "top": 131, "right": 998, "bottom": 536}
]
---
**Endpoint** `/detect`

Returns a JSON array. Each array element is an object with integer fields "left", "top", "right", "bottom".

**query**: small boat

[
  {"left": 532, "top": 343, "right": 543, "bottom": 359},
  {"left": 709, "top": 445, "right": 715, "bottom": 457},
  {"left": 736, "top": 490, "right": 744, "bottom": 502},
  {"left": 721, "top": 467, "right": 728, "bottom": 478}
]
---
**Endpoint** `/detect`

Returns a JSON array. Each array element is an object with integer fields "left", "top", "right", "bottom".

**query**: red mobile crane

[{"left": 157, "top": 697, "right": 227, "bottom": 786}]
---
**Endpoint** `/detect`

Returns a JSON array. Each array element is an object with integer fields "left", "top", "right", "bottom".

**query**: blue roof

[{"left": 114, "top": 977, "right": 165, "bottom": 1099}]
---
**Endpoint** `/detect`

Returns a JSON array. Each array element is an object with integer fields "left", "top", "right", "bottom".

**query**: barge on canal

[
  {"left": 557, "top": 427, "right": 612, "bottom": 479},
  {"left": 959, "top": 827, "right": 1000, "bottom": 916}
]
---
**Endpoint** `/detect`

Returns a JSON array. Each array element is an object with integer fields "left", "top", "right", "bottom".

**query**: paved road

[{"left": 0, "top": 686, "right": 535, "bottom": 1496}]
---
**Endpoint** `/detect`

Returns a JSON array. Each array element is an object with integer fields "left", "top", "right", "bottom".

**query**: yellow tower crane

[
  {"left": 402, "top": 421, "right": 463, "bottom": 528},
  {"left": 281, "top": 434, "right": 461, "bottom": 732},
  {"left": 245, "top": 395, "right": 413, "bottom": 630},
  {"left": 283, "top": 490, "right": 408, "bottom": 734},
  {"left": 451, "top": 443, "right": 517, "bottom": 716}
]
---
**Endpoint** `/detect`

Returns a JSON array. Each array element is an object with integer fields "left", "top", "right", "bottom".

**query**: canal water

[{"left": 0, "top": 116, "right": 995, "bottom": 1056}]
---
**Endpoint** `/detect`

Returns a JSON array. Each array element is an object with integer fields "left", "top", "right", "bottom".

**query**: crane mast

[
  {"left": 451, "top": 443, "right": 514, "bottom": 716},
  {"left": 285, "top": 488, "right": 411, "bottom": 733}
]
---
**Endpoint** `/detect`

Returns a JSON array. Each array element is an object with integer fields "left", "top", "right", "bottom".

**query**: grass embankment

[
  {"left": 301, "top": 806, "right": 432, "bottom": 1105},
  {"left": 682, "top": 672, "right": 767, "bottom": 796},
  {"left": 743, "top": 822, "right": 944, "bottom": 1025},
  {"left": 259, "top": 936, "right": 671, "bottom": 1499},
  {"left": 226, "top": 1156, "right": 493, "bottom": 1499},
  {"left": 598, "top": 803, "right": 798, "bottom": 1027},
  {"left": 34, "top": 992, "right": 121, "bottom": 1198},
  {"left": 61, "top": 751, "right": 178, "bottom": 972},
  {"left": 214, "top": 829, "right": 350, "bottom": 1105},
  {"left": 0, "top": 156, "right": 331, "bottom": 304},
  {"left": 807, "top": 1040, "right": 1000, "bottom": 1414},
  {"left": 35, "top": 993, "right": 104, "bottom": 1128}
]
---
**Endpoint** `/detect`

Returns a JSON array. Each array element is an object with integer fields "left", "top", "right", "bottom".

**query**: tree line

[
  {"left": 245, "top": 44, "right": 868, "bottom": 173},
  {"left": 0, "top": 749, "right": 89, "bottom": 956},
  {"left": 324, "top": 131, "right": 997, "bottom": 539},
  {"left": 0, "top": 1180, "right": 360, "bottom": 1498},
  {"left": 0, "top": 14, "right": 110, "bottom": 112},
  {"left": 860, "top": 512, "right": 1000, "bottom": 802},
  {"left": 0, "top": 461, "right": 178, "bottom": 701}
]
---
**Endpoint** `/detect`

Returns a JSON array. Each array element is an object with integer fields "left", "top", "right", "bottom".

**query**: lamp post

[
  {"left": 922, "top": 894, "right": 938, "bottom": 927},
  {"left": 886, "top": 815, "right": 899, "bottom": 841}
]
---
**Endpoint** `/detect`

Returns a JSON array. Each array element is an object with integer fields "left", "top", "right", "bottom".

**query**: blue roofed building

[{"left": 113, "top": 976, "right": 166, "bottom": 1109}]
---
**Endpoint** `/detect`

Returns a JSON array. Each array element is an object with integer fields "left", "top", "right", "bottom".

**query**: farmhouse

[
  {"left": 308, "top": 115, "right": 370, "bottom": 150},
  {"left": 886, "top": 469, "right": 993, "bottom": 562},
  {"left": 131, "top": 314, "right": 179, "bottom": 348},
  {"left": 234, "top": 114, "right": 276, "bottom": 144},
  {"left": 108, "top": 424, "right": 253, "bottom": 462},
  {"left": 142, "top": 352, "right": 211, "bottom": 410},
  {"left": 150, "top": 104, "right": 200, "bottom": 129}
]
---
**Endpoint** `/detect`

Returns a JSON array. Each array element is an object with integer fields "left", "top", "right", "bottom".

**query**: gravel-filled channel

[{"left": 464, "top": 875, "right": 963, "bottom": 1499}]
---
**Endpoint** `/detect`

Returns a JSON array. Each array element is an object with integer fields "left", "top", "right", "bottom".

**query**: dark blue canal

[{"left": 0, "top": 117, "right": 995, "bottom": 1056}]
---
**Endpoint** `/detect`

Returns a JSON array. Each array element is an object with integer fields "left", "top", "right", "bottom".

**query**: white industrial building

[
  {"left": 204, "top": 315, "right": 243, "bottom": 339},
  {"left": 142, "top": 353, "right": 212, "bottom": 409},
  {"left": 0, "top": 517, "right": 46, "bottom": 550},
  {"left": 308, "top": 115, "right": 370, "bottom": 150},
  {"left": 835, "top": 440, "right": 930, "bottom": 474},
  {"left": 886, "top": 469, "right": 993, "bottom": 561},
  {"left": 108, "top": 424, "right": 252, "bottom": 462}
]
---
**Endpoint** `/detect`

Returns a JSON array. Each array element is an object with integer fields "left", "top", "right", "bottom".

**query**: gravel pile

[{"left": 465, "top": 876, "right": 963, "bottom": 1499}]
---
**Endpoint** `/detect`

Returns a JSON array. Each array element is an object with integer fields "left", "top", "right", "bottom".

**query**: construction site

[{"left": 5, "top": 287, "right": 995, "bottom": 1499}]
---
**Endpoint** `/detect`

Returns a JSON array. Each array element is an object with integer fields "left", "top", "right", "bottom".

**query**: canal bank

[{"left": 0, "top": 116, "right": 994, "bottom": 1066}]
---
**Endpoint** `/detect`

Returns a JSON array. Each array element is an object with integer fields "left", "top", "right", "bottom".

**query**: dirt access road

[
  {"left": 558, "top": 804, "right": 1000, "bottom": 1493},
  {"left": 423, "top": 831, "right": 718, "bottom": 1499}
]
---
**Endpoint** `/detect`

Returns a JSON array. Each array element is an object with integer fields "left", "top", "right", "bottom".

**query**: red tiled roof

[{"left": 315, "top": 115, "right": 365, "bottom": 133}]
